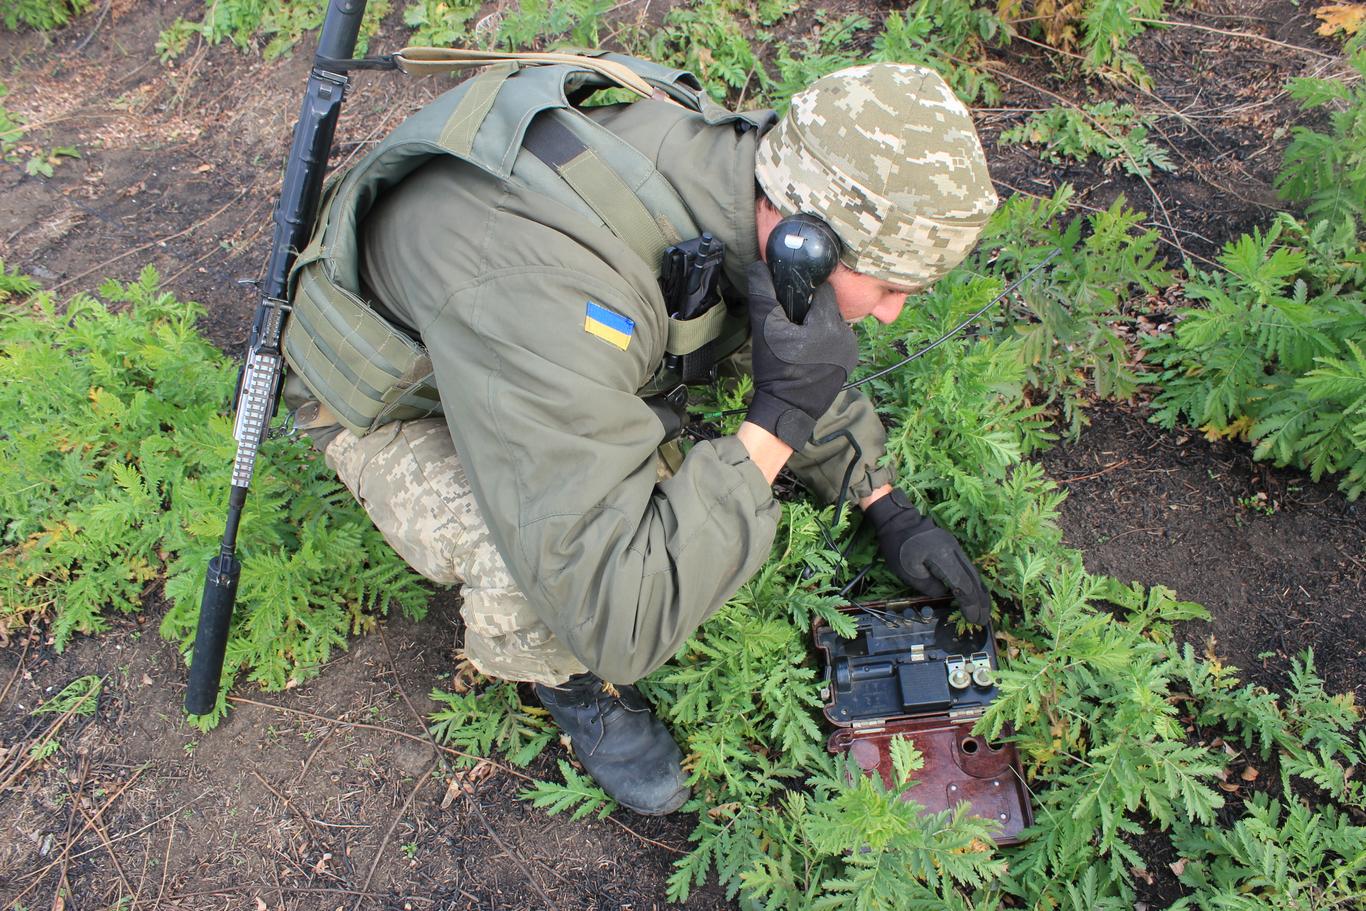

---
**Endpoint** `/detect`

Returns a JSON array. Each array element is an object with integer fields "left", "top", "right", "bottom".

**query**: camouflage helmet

[{"left": 755, "top": 63, "right": 998, "bottom": 291}]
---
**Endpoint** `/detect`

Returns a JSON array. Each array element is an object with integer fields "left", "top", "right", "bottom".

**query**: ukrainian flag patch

[{"left": 584, "top": 301, "right": 634, "bottom": 351}]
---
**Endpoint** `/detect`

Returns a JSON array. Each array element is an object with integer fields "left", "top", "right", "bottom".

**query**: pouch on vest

[{"left": 283, "top": 52, "right": 772, "bottom": 437}]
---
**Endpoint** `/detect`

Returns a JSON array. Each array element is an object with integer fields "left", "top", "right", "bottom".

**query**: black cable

[
  {"left": 842, "top": 249, "right": 1060, "bottom": 391},
  {"left": 698, "top": 249, "right": 1060, "bottom": 420}
]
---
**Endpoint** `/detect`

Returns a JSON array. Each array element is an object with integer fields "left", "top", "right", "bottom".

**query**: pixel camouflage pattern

[{"left": 756, "top": 63, "right": 999, "bottom": 291}]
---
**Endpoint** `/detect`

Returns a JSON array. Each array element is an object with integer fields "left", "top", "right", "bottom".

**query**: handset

[{"left": 765, "top": 213, "right": 840, "bottom": 324}]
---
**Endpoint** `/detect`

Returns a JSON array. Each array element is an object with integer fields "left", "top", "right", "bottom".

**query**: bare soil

[{"left": 1, "top": 1, "right": 1360, "bottom": 909}]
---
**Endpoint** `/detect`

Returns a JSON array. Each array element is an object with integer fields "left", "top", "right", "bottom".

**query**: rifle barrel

[{"left": 185, "top": 0, "right": 369, "bottom": 715}]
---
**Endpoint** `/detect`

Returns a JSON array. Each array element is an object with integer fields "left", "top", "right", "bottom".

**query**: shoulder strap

[{"left": 391, "top": 47, "right": 655, "bottom": 97}]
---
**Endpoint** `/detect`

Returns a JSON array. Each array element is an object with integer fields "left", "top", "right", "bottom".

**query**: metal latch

[
  {"left": 946, "top": 654, "right": 970, "bottom": 690},
  {"left": 969, "top": 652, "right": 994, "bottom": 688}
]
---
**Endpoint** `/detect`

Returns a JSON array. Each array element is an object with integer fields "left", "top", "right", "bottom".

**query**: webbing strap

[
  {"left": 666, "top": 303, "right": 730, "bottom": 357},
  {"left": 393, "top": 47, "right": 653, "bottom": 97},
  {"left": 523, "top": 115, "right": 677, "bottom": 268},
  {"left": 438, "top": 63, "right": 515, "bottom": 156}
]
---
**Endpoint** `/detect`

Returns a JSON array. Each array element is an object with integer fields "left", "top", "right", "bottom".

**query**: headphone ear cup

[{"left": 765, "top": 214, "right": 840, "bottom": 324}]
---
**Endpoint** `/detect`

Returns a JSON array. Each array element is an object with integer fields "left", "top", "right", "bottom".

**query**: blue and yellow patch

[{"left": 583, "top": 301, "right": 634, "bottom": 351}]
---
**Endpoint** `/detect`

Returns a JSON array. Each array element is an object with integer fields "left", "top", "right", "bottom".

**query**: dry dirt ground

[{"left": 1, "top": 1, "right": 1361, "bottom": 909}]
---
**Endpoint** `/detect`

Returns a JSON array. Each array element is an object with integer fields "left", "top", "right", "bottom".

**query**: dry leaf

[
  {"left": 194, "top": 162, "right": 214, "bottom": 173},
  {"left": 1169, "top": 857, "right": 1188, "bottom": 876},
  {"left": 1218, "top": 781, "right": 1241, "bottom": 792},
  {"left": 707, "top": 801, "right": 741, "bottom": 820},
  {"left": 1130, "top": 865, "right": 1155, "bottom": 885},
  {"left": 440, "top": 775, "right": 462, "bottom": 810},
  {"left": 255, "top": 899, "right": 268, "bottom": 911},
  {"left": 1316, "top": 3, "right": 1366, "bottom": 35},
  {"left": 1241, "top": 765, "right": 1260, "bottom": 782}
]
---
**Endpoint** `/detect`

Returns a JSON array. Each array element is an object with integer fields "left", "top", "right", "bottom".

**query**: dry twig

[
  {"left": 10, "top": 766, "right": 145, "bottom": 909},
  {"left": 253, "top": 769, "right": 328, "bottom": 849},
  {"left": 350, "top": 757, "right": 438, "bottom": 911},
  {"left": 377, "top": 625, "right": 560, "bottom": 910},
  {"left": 51, "top": 189, "right": 248, "bottom": 293},
  {"left": 0, "top": 629, "right": 34, "bottom": 706},
  {"left": 1132, "top": 18, "right": 1341, "bottom": 60},
  {"left": 0, "top": 675, "right": 104, "bottom": 791}
]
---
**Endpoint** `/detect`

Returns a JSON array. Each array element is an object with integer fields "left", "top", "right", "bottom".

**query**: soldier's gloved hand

[
  {"left": 744, "top": 261, "right": 858, "bottom": 450},
  {"left": 866, "top": 489, "right": 992, "bottom": 625}
]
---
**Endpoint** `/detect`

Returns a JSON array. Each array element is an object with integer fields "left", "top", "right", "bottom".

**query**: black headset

[{"left": 766, "top": 213, "right": 841, "bottom": 325}]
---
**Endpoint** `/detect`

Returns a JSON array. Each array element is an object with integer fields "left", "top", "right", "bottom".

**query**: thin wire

[
  {"left": 698, "top": 250, "right": 1060, "bottom": 418},
  {"left": 843, "top": 249, "right": 1061, "bottom": 391}
]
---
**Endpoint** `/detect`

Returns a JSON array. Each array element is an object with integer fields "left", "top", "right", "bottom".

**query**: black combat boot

[{"left": 534, "top": 673, "right": 690, "bottom": 815}]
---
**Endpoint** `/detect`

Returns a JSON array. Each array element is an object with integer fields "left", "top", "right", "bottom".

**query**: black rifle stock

[{"left": 185, "top": 0, "right": 370, "bottom": 715}]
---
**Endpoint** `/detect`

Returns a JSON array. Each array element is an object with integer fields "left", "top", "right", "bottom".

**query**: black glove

[
  {"left": 744, "top": 261, "right": 858, "bottom": 450},
  {"left": 866, "top": 489, "right": 992, "bottom": 625}
]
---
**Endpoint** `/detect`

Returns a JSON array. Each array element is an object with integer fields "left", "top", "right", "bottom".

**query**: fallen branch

[
  {"left": 0, "top": 675, "right": 105, "bottom": 792},
  {"left": 377, "top": 625, "right": 559, "bottom": 909},
  {"left": 10, "top": 766, "right": 146, "bottom": 908},
  {"left": 350, "top": 758, "right": 437, "bottom": 911},
  {"left": 1132, "top": 17, "right": 1342, "bottom": 60},
  {"left": 51, "top": 189, "right": 248, "bottom": 293}
]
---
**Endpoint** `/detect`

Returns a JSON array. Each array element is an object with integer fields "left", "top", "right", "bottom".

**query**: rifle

[{"left": 185, "top": 0, "right": 370, "bottom": 715}]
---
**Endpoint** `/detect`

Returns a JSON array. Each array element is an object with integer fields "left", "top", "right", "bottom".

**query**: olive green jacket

[{"left": 360, "top": 99, "right": 892, "bottom": 683}]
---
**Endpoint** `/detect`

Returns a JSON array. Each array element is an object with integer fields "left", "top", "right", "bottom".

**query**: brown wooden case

[{"left": 813, "top": 597, "right": 1033, "bottom": 845}]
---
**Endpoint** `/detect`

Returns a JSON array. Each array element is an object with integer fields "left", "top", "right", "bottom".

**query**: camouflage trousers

[{"left": 323, "top": 418, "right": 589, "bottom": 686}]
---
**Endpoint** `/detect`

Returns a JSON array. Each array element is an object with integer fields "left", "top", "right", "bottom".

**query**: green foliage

[
  {"left": 1144, "top": 216, "right": 1366, "bottom": 498},
  {"left": 972, "top": 185, "right": 1171, "bottom": 434},
  {"left": 0, "top": 84, "right": 22, "bottom": 162},
  {"left": 519, "top": 759, "right": 618, "bottom": 819},
  {"left": 1, "top": 259, "right": 40, "bottom": 300},
  {"left": 485, "top": 0, "right": 618, "bottom": 51},
  {"left": 402, "top": 0, "right": 480, "bottom": 48},
  {"left": 646, "top": 0, "right": 774, "bottom": 102},
  {"left": 0, "top": 267, "right": 427, "bottom": 727},
  {"left": 769, "top": 13, "right": 871, "bottom": 110},
  {"left": 1169, "top": 794, "right": 1366, "bottom": 910},
  {"left": 1000, "top": 101, "right": 1173, "bottom": 176},
  {"left": 999, "top": 0, "right": 1169, "bottom": 86},
  {"left": 1277, "top": 43, "right": 1366, "bottom": 226},
  {"left": 158, "top": 0, "right": 390, "bottom": 61},
  {"left": 1, "top": 0, "right": 90, "bottom": 31},
  {"left": 31, "top": 674, "right": 102, "bottom": 715},
  {"left": 1077, "top": 0, "right": 1166, "bottom": 84},
  {"left": 872, "top": 1, "right": 1005, "bottom": 106},
  {"left": 428, "top": 683, "right": 555, "bottom": 767},
  {"left": 1174, "top": 649, "right": 1365, "bottom": 812},
  {"left": 0, "top": 83, "right": 79, "bottom": 178}
]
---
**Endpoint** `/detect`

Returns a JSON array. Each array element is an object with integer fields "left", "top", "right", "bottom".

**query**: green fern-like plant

[
  {"left": 1000, "top": 102, "right": 1173, "bottom": 177},
  {"left": 1277, "top": 42, "right": 1366, "bottom": 226},
  {"left": 401, "top": 0, "right": 480, "bottom": 48},
  {"left": 1144, "top": 216, "right": 1366, "bottom": 498},
  {"left": 968, "top": 185, "right": 1171, "bottom": 434},
  {"left": 0, "top": 267, "right": 428, "bottom": 728},
  {"left": 646, "top": 0, "right": 774, "bottom": 102},
  {"left": 1, "top": 0, "right": 91, "bottom": 30},
  {"left": 1169, "top": 793, "right": 1366, "bottom": 910},
  {"left": 157, "top": 0, "right": 390, "bottom": 61},
  {"left": 519, "top": 759, "right": 618, "bottom": 819},
  {"left": 428, "top": 683, "right": 555, "bottom": 767},
  {"left": 872, "top": 0, "right": 1005, "bottom": 106}
]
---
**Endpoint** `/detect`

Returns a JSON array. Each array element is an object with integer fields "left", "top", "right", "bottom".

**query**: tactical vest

[{"left": 283, "top": 52, "right": 769, "bottom": 437}]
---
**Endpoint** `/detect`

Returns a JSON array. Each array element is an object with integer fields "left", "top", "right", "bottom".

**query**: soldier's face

[{"left": 828, "top": 266, "right": 912, "bottom": 325}]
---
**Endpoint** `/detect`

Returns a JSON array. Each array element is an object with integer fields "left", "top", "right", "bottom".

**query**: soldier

[{"left": 287, "top": 61, "right": 998, "bottom": 815}]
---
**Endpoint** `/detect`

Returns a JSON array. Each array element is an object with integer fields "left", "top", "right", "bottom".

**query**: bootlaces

[{"left": 585, "top": 686, "right": 648, "bottom": 757}]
